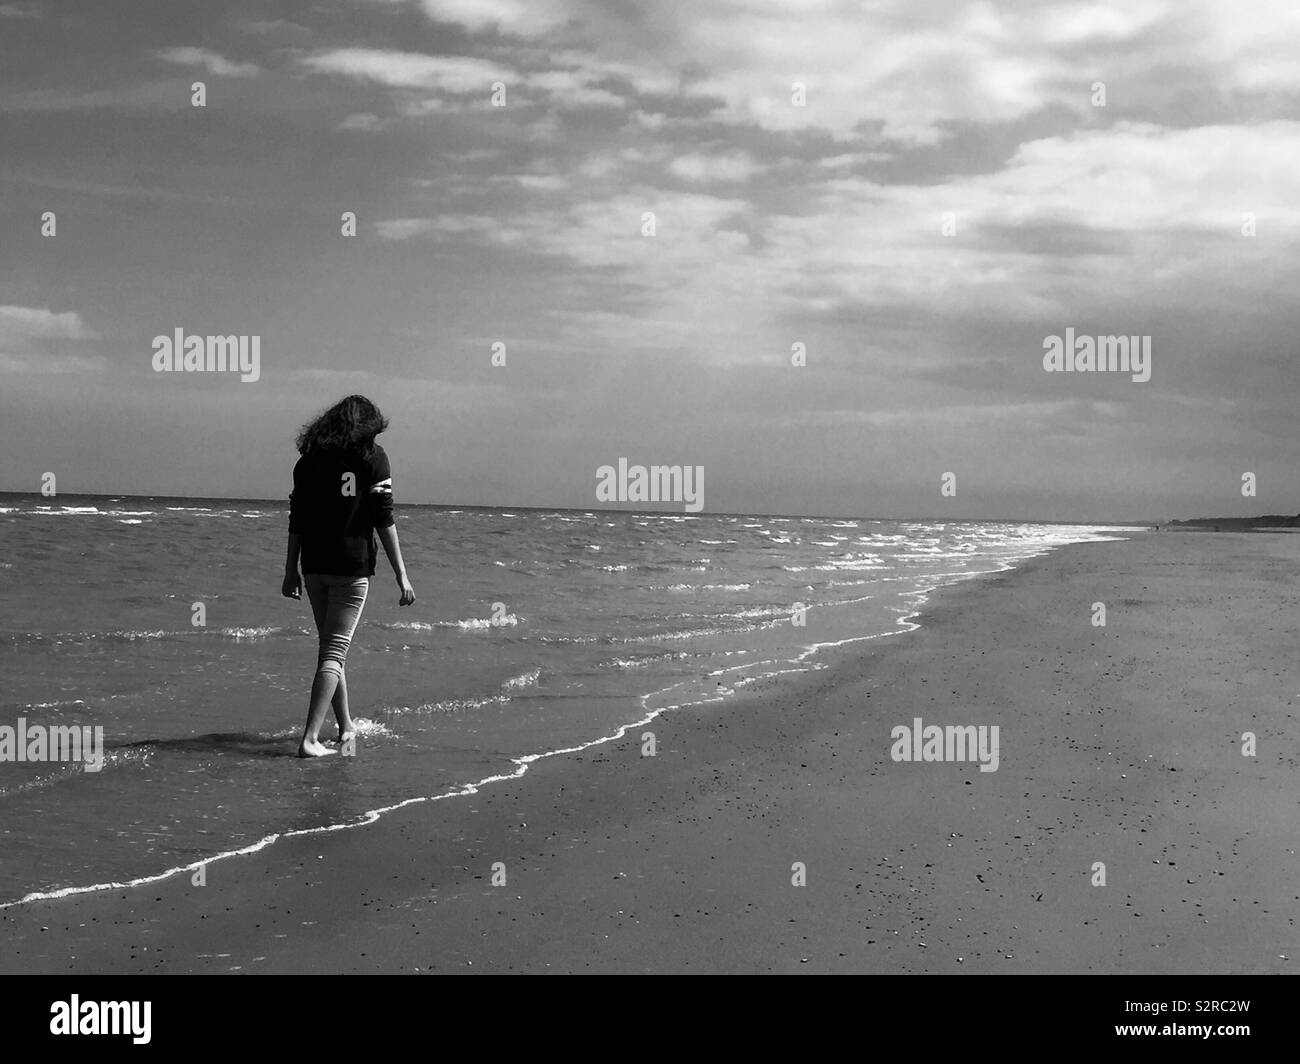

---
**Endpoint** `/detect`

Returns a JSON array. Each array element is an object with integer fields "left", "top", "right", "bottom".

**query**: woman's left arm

[{"left": 282, "top": 532, "right": 302, "bottom": 598}]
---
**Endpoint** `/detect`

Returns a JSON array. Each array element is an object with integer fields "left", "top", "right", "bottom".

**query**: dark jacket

[{"left": 288, "top": 444, "right": 395, "bottom": 576}]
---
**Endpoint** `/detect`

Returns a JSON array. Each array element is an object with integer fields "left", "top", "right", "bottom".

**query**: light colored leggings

[{"left": 304, "top": 574, "right": 369, "bottom": 677}]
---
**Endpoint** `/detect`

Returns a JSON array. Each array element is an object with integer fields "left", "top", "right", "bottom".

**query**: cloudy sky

[{"left": 2, "top": 0, "right": 1297, "bottom": 520}]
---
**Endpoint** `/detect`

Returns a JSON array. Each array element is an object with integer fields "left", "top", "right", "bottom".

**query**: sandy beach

[{"left": 3, "top": 530, "right": 1296, "bottom": 974}]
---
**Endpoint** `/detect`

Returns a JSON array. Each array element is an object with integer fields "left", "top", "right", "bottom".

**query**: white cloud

[
  {"left": 668, "top": 152, "right": 761, "bottom": 183},
  {"left": 414, "top": 0, "right": 573, "bottom": 35},
  {"left": 300, "top": 49, "right": 513, "bottom": 92},
  {"left": 302, "top": 47, "right": 633, "bottom": 110},
  {"left": 0, "top": 306, "right": 97, "bottom": 341},
  {"left": 508, "top": 173, "right": 569, "bottom": 192},
  {"left": 157, "top": 47, "right": 260, "bottom": 78},
  {"left": 0, "top": 306, "right": 102, "bottom": 375},
  {"left": 375, "top": 218, "right": 441, "bottom": 240},
  {"left": 338, "top": 112, "right": 389, "bottom": 132},
  {"left": 349, "top": 0, "right": 1300, "bottom": 144},
  {"left": 336, "top": 2, "right": 1300, "bottom": 374}
]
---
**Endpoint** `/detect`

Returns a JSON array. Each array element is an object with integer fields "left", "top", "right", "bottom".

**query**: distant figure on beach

[{"left": 282, "top": 395, "right": 416, "bottom": 757}]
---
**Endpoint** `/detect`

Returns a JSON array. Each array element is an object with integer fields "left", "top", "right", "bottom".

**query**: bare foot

[
  {"left": 333, "top": 727, "right": 356, "bottom": 746},
  {"left": 297, "top": 738, "right": 338, "bottom": 758}
]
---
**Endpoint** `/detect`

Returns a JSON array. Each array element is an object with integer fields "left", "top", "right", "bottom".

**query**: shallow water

[{"left": 0, "top": 494, "right": 1135, "bottom": 903}]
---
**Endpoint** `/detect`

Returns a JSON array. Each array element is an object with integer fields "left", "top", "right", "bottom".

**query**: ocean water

[{"left": 0, "top": 494, "right": 1135, "bottom": 905}]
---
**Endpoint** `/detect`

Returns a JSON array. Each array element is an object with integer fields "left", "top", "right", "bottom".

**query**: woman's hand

[
  {"left": 282, "top": 571, "right": 302, "bottom": 599},
  {"left": 397, "top": 575, "right": 416, "bottom": 606}
]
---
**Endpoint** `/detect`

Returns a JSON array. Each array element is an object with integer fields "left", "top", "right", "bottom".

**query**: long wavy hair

[{"left": 296, "top": 395, "right": 389, "bottom": 457}]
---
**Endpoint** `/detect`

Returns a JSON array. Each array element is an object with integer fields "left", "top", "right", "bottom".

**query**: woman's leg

[
  {"left": 331, "top": 669, "right": 353, "bottom": 742},
  {"left": 299, "top": 576, "right": 368, "bottom": 757},
  {"left": 300, "top": 662, "right": 342, "bottom": 757},
  {"left": 326, "top": 579, "right": 367, "bottom": 743},
  {"left": 300, "top": 574, "right": 338, "bottom": 756}
]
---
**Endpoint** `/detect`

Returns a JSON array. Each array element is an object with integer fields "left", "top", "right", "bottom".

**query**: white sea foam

[
  {"left": 29, "top": 506, "right": 101, "bottom": 516},
  {"left": 502, "top": 667, "right": 541, "bottom": 689},
  {"left": 599, "top": 651, "right": 687, "bottom": 669},
  {"left": 382, "top": 693, "right": 511, "bottom": 716},
  {"left": 377, "top": 614, "right": 521, "bottom": 631},
  {"left": 217, "top": 626, "right": 283, "bottom": 640}
]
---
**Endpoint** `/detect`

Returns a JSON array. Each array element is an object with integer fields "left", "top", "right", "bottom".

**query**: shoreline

[{"left": 4, "top": 531, "right": 1294, "bottom": 973}]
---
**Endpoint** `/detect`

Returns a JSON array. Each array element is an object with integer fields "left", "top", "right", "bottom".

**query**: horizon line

[{"left": 0, "top": 489, "right": 1154, "bottom": 526}]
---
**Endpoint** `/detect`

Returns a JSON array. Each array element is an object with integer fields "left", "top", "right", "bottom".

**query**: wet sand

[{"left": 3, "top": 531, "right": 1296, "bottom": 973}]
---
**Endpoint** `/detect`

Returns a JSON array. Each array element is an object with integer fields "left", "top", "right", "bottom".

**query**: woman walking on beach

[{"left": 282, "top": 395, "right": 416, "bottom": 757}]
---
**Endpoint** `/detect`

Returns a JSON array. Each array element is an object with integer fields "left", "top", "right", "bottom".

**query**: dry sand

[{"left": 3, "top": 531, "right": 1297, "bottom": 973}]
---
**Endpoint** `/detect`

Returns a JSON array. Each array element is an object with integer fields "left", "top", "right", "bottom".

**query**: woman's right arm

[
  {"left": 283, "top": 460, "right": 304, "bottom": 599},
  {"left": 282, "top": 532, "right": 303, "bottom": 599}
]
